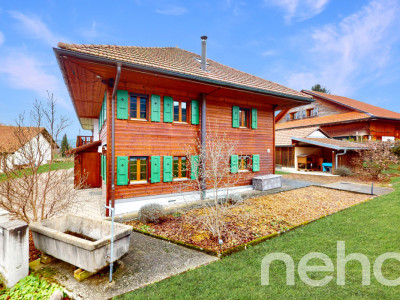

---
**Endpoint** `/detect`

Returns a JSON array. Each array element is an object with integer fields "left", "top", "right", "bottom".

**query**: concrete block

[
  {"left": 252, "top": 175, "right": 282, "bottom": 191},
  {"left": 0, "top": 220, "right": 29, "bottom": 288},
  {"left": 40, "top": 253, "right": 56, "bottom": 264},
  {"left": 30, "top": 214, "right": 132, "bottom": 273},
  {"left": 29, "top": 258, "right": 42, "bottom": 271}
]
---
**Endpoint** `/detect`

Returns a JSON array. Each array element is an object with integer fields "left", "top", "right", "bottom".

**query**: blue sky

[{"left": 1, "top": 0, "right": 400, "bottom": 140}]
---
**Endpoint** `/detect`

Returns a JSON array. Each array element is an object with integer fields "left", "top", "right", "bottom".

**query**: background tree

[
  {"left": 0, "top": 93, "right": 86, "bottom": 223},
  {"left": 311, "top": 84, "right": 331, "bottom": 94},
  {"left": 60, "top": 133, "right": 71, "bottom": 157},
  {"left": 353, "top": 140, "right": 398, "bottom": 180}
]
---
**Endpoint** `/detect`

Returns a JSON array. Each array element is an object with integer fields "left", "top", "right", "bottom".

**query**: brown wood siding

[
  {"left": 275, "top": 147, "right": 294, "bottom": 167},
  {"left": 106, "top": 83, "right": 274, "bottom": 201},
  {"left": 370, "top": 120, "right": 400, "bottom": 139},
  {"left": 321, "top": 121, "right": 370, "bottom": 138},
  {"left": 277, "top": 97, "right": 353, "bottom": 124}
]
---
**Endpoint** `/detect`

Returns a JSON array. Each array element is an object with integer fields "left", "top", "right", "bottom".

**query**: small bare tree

[
  {"left": 175, "top": 127, "right": 248, "bottom": 244},
  {"left": 353, "top": 140, "right": 398, "bottom": 180},
  {"left": 0, "top": 93, "right": 87, "bottom": 223}
]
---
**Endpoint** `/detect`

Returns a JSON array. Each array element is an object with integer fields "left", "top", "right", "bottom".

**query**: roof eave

[
  {"left": 54, "top": 47, "right": 314, "bottom": 105},
  {"left": 291, "top": 137, "right": 367, "bottom": 151}
]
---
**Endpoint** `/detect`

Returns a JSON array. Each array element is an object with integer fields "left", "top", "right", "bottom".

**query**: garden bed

[{"left": 127, "top": 186, "right": 371, "bottom": 254}]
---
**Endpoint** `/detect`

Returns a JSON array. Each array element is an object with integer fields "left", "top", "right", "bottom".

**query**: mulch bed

[
  {"left": 29, "top": 231, "right": 40, "bottom": 262},
  {"left": 127, "top": 186, "right": 371, "bottom": 253},
  {"left": 282, "top": 173, "right": 392, "bottom": 185}
]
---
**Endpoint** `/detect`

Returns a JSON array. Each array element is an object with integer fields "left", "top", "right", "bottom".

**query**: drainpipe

[
  {"left": 110, "top": 63, "right": 121, "bottom": 211},
  {"left": 335, "top": 149, "right": 347, "bottom": 170},
  {"left": 200, "top": 92, "right": 206, "bottom": 198}
]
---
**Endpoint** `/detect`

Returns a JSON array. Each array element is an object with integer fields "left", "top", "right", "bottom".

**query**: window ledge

[
  {"left": 130, "top": 180, "right": 148, "bottom": 185},
  {"left": 173, "top": 121, "right": 189, "bottom": 124},
  {"left": 173, "top": 178, "right": 189, "bottom": 182},
  {"left": 239, "top": 170, "right": 250, "bottom": 173},
  {"left": 130, "top": 118, "right": 148, "bottom": 122}
]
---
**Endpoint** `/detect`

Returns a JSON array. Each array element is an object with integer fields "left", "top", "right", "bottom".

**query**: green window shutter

[
  {"left": 251, "top": 108, "right": 258, "bottom": 129},
  {"left": 163, "top": 96, "right": 173, "bottom": 123},
  {"left": 232, "top": 106, "right": 239, "bottom": 128},
  {"left": 116, "top": 156, "right": 129, "bottom": 185},
  {"left": 101, "top": 155, "right": 103, "bottom": 180},
  {"left": 190, "top": 155, "right": 199, "bottom": 180},
  {"left": 163, "top": 156, "right": 173, "bottom": 182},
  {"left": 191, "top": 100, "right": 199, "bottom": 125},
  {"left": 253, "top": 155, "right": 260, "bottom": 172},
  {"left": 231, "top": 155, "right": 238, "bottom": 173},
  {"left": 117, "top": 90, "right": 129, "bottom": 120},
  {"left": 104, "top": 155, "right": 107, "bottom": 183},
  {"left": 151, "top": 95, "right": 161, "bottom": 122},
  {"left": 151, "top": 156, "right": 161, "bottom": 183},
  {"left": 103, "top": 93, "right": 107, "bottom": 121},
  {"left": 100, "top": 104, "right": 104, "bottom": 128}
]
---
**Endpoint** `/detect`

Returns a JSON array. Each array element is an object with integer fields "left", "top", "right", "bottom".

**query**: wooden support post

[
  {"left": 74, "top": 268, "right": 96, "bottom": 282},
  {"left": 200, "top": 92, "right": 206, "bottom": 198}
]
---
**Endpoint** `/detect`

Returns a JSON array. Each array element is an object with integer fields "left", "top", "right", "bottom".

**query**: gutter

[
  {"left": 110, "top": 64, "right": 122, "bottom": 211},
  {"left": 53, "top": 47, "right": 314, "bottom": 104}
]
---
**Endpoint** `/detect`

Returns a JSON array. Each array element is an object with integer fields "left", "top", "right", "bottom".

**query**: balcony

[{"left": 76, "top": 136, "right": 93, "bottom": 147}]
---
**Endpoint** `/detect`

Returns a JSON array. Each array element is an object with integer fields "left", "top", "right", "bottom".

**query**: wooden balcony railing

[{"left": 76, "top": 136, "right": 93, "bottom": 147}]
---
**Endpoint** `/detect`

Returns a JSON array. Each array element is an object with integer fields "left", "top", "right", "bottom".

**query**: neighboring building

[
  {"left": 276, "top": 90, "right": 400, "bottom": 141},
  {"left": 54, "top": 39, "right": 313, "bottom": 214},
  {"left": 274, "top": 90, "right": 400, "bottom": 171},
  {"left": 0, "top": 126, "right": 55, "bottom": 172}
]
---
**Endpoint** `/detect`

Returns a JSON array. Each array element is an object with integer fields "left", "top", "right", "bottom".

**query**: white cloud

[
  {"left": 0, "top": 51, "right": 62, "bottom": 98},
  {"left": 261, "top": 50, "right": 276, "bottom": 57},
  {"left": 155, "top": 6, "right": 187, "bottom": 16},
  {"left": 0, "top": 31, "right": 4, "bottom": 46},
  {"left": 81, "top": 21, "right": 100, "bottom": 39},
  {"left": 265, "top": 0, "right": 329, "bottom": 23},
  {"left": 9, "top": 11, "right": 66, "bottom": 46},
  {"left": 286, "top": 0, "right": 400, "bottom": 95}
]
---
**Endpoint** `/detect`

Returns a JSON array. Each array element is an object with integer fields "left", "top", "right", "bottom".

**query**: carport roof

[{"left": 292, "top": 137, "right": 368, "bottom": 151}]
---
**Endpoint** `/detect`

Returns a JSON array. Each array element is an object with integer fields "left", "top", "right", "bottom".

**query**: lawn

[
  {"left": 117, "top": 177, "right": 400, "bottom": 299},
  {"left": 0, "top": 161, "right": 73, "bottom": 181}
]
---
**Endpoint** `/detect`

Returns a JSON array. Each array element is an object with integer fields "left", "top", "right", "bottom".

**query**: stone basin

[
  {"left": 252, "top": 174, "right": 282, "bottom": 191},
  {"left": 30, "top": 214, "right": 132, "bottom": 273}
]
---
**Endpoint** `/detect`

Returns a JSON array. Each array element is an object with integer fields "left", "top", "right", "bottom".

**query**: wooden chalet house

[
  {"left": 54, "top": 38, "right": 313, "bottom": 214},
  {"left": 275, "top": 90, "right": 400, "bottom": 170}
]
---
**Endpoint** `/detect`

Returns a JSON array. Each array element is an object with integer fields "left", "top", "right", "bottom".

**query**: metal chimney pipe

[{"left": 201, "top": 36, "right": 207, "bottom": 71}]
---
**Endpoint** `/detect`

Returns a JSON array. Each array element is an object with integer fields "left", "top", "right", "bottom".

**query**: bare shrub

[
  {"left": 0, "top": 93, "right": 87, "bottom": 223},
  {"left": 138, "top": 203, "right": 165, "bottom": 224},
  {"left": 353, "top": 140, "right": 398, "bottom": 181},
  {"left": 175, "top": 126, "right": 248, "bottom": 245},
  {"left": 334, "top": 166, "right": 352, "bottom": 177}
]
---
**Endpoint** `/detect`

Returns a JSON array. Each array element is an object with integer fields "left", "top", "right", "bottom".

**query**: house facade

[
  {"left": 55, "top": 40, "right": 313, "bottom": 214},
  {"left": 0, "top": 126, "right": 54, "bottom": 172},
  {"left": 276, "top": 90, "right": 400, "bottom": 141},
  {"left": 275, "top": 90, "right": 400, "bottom": 170}
]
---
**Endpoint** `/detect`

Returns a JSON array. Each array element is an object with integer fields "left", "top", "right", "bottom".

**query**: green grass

[
  {"left": 0, "top": 161, "right": 73, "bottom": 181},
  {"left": 275, "top": 170, "right": 291, "bottom": 175},
  {"left": 117, "top": 177, "right": 400, "bottom": 299},
  {"left": 382, "top": 165, "right": 400, "bottom": 175}
]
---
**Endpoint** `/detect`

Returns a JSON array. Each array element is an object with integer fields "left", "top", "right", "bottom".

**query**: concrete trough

[
  {"left": 30, "top": 214, "right": 132, "bottom": 273},
  {"left": 252, "top": 174, "right": 282, "bottom": 191}
]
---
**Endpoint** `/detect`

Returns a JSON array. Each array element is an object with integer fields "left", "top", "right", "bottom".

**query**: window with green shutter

[
  {"left": 190, "top": 155, "right": 199, "bottom": 179},
  {"left": 150, "top": 156, "right": 161, "bottom": 183},
  {"left": 232, "top": 106, "right": 239, "bottom": 128},
  {"left": 163, "top": 96, "right": 173, "bottom": 123},
  {"left": 251, "top": 108, "right": 257, "bottom": 129},
  {"left": 252, "top": 154, "right": 260, "bottom": 172},
  {"left": 191, "top": 100, "right": 199, "bottom": 125},
  {"left": 101, "top": 155, "right": 103, "bottom": 180},
  {"left": 103, "top": 155, "right": 107, "bottom": 183},
  {"left": 116, "top": 156, "right": 129, "bottom": 185},
  {"left": 103, "top": 93, "right": 107, "bottom": 122},
  {"left": 231, "top": 155, "right": 238, "bottom": 173},
  {"left": 151, "top": 95, "right": 160, "bottom": 122},
  {"left": 117, "top": 90, "right": 129, "bottom": 120},
  {"left": 163, "top": 156, "right": 173, "bottom": 182}
]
